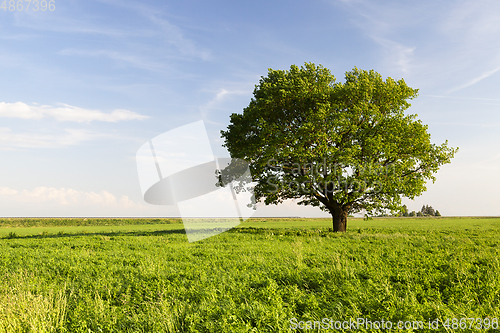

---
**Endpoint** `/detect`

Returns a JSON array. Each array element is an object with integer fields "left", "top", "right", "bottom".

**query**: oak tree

[{"left": 221, "top": 63, "right": 457, "bottom": 231}]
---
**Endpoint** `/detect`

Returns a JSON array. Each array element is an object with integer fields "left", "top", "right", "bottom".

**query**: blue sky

[{"left": 0, "top": 0, "right": 499, "bottom": 217}]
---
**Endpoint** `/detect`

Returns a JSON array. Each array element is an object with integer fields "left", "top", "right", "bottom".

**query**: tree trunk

[{"left": 331, "top": 206, "right": 348, "bottom": 232}]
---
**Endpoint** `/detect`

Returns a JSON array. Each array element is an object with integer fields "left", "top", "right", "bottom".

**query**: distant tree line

[
  {"left": 373, "top": 204, "right": 442, "bottom": 217},
  {"left": 400, "top": 204, "right": 441, "bottom": 217}
]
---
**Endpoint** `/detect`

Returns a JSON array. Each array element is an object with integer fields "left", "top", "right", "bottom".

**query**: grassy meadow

[{"left": 0, "top": 217, "right": 499, "bottom": 332}]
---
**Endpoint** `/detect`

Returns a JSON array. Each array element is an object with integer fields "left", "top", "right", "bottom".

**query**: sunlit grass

[{"left": 0, "top": 217, "right": 499, "bottom": 332}]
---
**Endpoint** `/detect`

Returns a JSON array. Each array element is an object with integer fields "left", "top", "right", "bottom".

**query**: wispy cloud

[
  {"left": 199, "top": 88, "right": 249, "bottom": 124},
  {"left": 328, "top": 0, "right": 500, "bottom": 96},
  {"left": 10, "top": 0, "right": 211, "bottom": 75},
  {"left": 0, "top": 102, "right": 148, "bottom": 122},
  {"left": 59, "top": 49, "right": 170, "bottom": 72},
  {"left": 423, "top": 94, "right": 500, "bottom": 102},
  {"left": 442, "top": 0, "right": 500, "bottom": 40},
  {"left": 147, "top": 15, "right": 211, "bottom": 61},
  {"left": 91, "top": 0, "right": 211, "bottom": 60},
  {"left": 0, "top": 186, "right": 142, "bottom": 209},
  {"left": 0, "top": 127, "right": 103, "bottom": 149},
  {"left": 428, "top": 122, "right": 500, "bottom": 128},
  {"left": 448, "top": 66, "right": 500, "bottom": 93},
  {"left": 12, "top": 11, "right": 143, "bottom": 38},
  {"left": 331, "top": 0, "right": 418, "bottom": 76},
  {"left": 437, "top": 0, "right": 500, "bottom": 92},
  {"left": 372, "top": 37, "right": 415, "bottom": 74}
]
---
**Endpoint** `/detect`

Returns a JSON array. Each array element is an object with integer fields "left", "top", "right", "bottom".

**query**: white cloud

[
  {"left": 0, "top": 127, "right": 102, "bottom": 148},
  {"left": 0, "top": 186, "right": 144, "bottom": 209},
  {"left": 0, "top": 102, "right": 39, "bottom": 119},
  {"left": 0, "top": 187, "right": 18, "bottom": 195},
  {"left": 0, "top": 102, "right": 149, "bottom": 123}
]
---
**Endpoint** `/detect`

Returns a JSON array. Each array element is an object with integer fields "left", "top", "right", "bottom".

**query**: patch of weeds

[{"left": 5, "top": 231, "right": 18, "bottom": 239}]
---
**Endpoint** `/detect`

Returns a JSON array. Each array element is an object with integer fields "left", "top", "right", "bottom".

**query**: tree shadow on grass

[
  {"left": 1, "top": 226, "right": 354, "bottom": 241},
  {"left": 2, "top": 227, "right": 287, "bottom": 241},
  {"left": 1, "top": 228, "right": 188, "bottom": 240}
]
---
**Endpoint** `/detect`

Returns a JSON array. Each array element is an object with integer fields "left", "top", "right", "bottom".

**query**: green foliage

[
  {"left": 418, "top": 204, "right": 441, "bottom": 216},
  {"left": 6, "top": 231, "right": 17, "bottom": 239},
  {"left": 0, "top": 218, "right": 499, "bottom": 332},
  {"left": 401, "top": 205, "right": 409, "bottom": 217},
  {"left": 221, "top": 63, "right": 457, "bottom": 230},
  {"left": 421, "top": 204, "right": 436, "bottom": 216}
]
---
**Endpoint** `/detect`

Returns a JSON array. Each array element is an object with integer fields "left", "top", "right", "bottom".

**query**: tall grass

[
  {"left": 0, "top": 218, "right": 499, "bottom": 332},
  {"left": 0, "top": 272, "right": 67, "bottom": 332}
]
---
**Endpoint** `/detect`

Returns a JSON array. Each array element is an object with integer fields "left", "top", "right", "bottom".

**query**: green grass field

[{"left": 1, "top": 217, "right": 499, "bottom": 332}]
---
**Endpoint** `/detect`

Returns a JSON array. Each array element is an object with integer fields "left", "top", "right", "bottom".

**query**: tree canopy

[{"left": 221, "top": 63, "right": 457, "bottom": 231}]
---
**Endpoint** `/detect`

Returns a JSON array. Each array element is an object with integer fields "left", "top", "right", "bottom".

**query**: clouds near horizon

[
  {"left": 0, "top": 102, "right": 148, "bottom": 122},
  {"left": 0, "top": 186, "right": 143, "bottom": 211}
]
